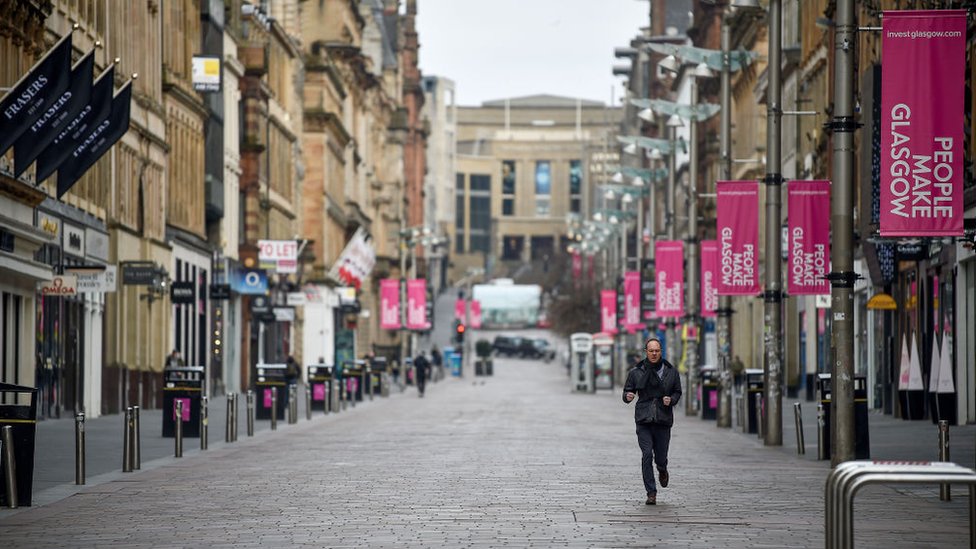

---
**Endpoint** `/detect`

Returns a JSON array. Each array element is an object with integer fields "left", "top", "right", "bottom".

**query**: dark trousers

[
  {"left": 416, "top": 375, "right": 426, "bottom": 395},
  {"left": 636, "top": 423, "right": 671, "bottom": 494}
]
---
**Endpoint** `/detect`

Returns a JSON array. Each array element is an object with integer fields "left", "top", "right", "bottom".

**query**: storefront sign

[
  {"left": 63, "top": 223, "right": 85, "bottom": 258},
  {"left": 716, "top": 180, "right": 760, "bottom": 295},
  {"left": 286, "top": 292, "right": 306, "bottom": 306},
  {"left": 170, "top": 281, "right": 195, "bottom": 304},
  {"left": 122, "top": 261, "right": 157, "bottom": 285},
  {"left": 655, "top": 240, "right": 684, "bottom": 318},
  {"left": 787, "top": 180, "right": 831, "bottom": 295},
  {"left": 258, "top": 239, "right": 297, "bottom": 274},
  {"left": 700, "top": 240, "right": 718, "bottom": 318},
  {"left": 209, "top": 283, "right": 231, "bottom": 300},
  {"left": 881, "top": 10, "right": 966, "bottom": 236},
  {"left": 36, "top": 212, "right": 61, "bottom": 241},
  {"left": 38, "top": 274, "right": 78, "bottom": 296},
  {"left": 380, "top": 278, "right": 401, "bottom": 330},
  {"left": 229, "top": 268, "right": 267, "bottom": 295},
  {"left": 273, "top": 307, "right": 295, "bottom": 322},
  {"left": 69, "top": 265, "right": 117, "bottom": 293}
]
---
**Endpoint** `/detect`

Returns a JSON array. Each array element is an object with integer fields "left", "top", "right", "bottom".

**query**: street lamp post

[
  {"left": 716, "top": 9, "right": 734, "bottom": 429},
  {"left": 665, "top": 115, "right": 682, "bottom": 371}
]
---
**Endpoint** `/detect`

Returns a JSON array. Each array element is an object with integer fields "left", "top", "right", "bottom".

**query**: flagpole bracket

[{"left": 825, "top": 271, "right": 860, "bottom": 289}]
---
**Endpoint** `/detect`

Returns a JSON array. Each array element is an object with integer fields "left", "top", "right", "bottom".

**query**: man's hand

[
  {"left": 662, "top": 396, "right": 672, "bottom": 406},
  {"left": 624, "top": 392, "right": 636, "bottom": 403}
]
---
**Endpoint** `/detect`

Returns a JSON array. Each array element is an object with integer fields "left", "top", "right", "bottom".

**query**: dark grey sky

[{"left": 416, "top": 0, "right": 653, "bottom": 106}]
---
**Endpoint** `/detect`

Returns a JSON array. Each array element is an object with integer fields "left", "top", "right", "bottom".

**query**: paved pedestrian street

[{"left": 2, "top": 356, "right": 972, "bottom": 548}]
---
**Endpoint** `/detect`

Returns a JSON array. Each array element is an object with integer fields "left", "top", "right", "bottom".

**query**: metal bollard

[
  {"left": 288, "top": 385, "right": 297, "bottom": 425},
  {"left": 232, "top": 393, "right": 239, "bottom": 441},
  {"left": 305, "top": 385, "right": 312, "bottom": 421},
  {"left": 756, "top": 396, "right": 764, "bottom": 439},
  {"left": 225, "top": 393, "right": 233, "bottom": 443},
  {"left": 794, "top": 402, "right": 805, "bottom": 455},
  {"left": 2, "top": 425, "right": 18, "bottom": 508},
  {"left": 133, "top": 405, "right": 141, "bottom": 470},
  {"left": 174, "top": 400, "right": 183, "bottom": 458},
  {"left": 817, "top": 404, "right": 827, "bottom": 461},
  {"left": 200, "top": 396, "right": 208, "bottom": 451},
  {"left": 271, "top": 387, "right": 278, "bottom": 431},
  {"left": 75, "top": 413, "right": 86, "bottom": 485},
  {"left": 246, "top": 391, "right": 255, "bottom": 437},
  {"left": 939, "top": 420, "right": 951, "bottom": 501},
  {"left": 122, "top": 407, "right": 132, "bottom": 472}
]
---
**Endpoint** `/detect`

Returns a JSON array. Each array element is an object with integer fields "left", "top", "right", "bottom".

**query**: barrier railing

[{"left": 824, "top": 460, "right": 976, "bottom": 549}]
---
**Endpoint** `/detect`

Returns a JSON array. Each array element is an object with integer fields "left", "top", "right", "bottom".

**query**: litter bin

[
  {"left": 162, "top": 365, "right": 204, "bottom": 437},
  {"left": 0, "top": 383, "right": 38, "bottom": 507},
  {"left": 370, "top": 357, "right": 388, "bottom": 396},
  {"left": 700, "top": 366, "right": 719, "bottom": 420},
  {"left": 254, "top": 363, "right": 289, "bottom": 420},
  {"left": 744, "top": 369, "right": 764, "bottom": 434},
  {"left": 818, "top": 373, "right": 870, "bottom": 459},
  {"left": 307, "top": 364, "right": 333, "bottom": 412},
  {"left": 343, "top": 360, "right": 366, "bottom": 402},
  {"left": 447, "top": 350, "right": 462, "bottom": 377}
]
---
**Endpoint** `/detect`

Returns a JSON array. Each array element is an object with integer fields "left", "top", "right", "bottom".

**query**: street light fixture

[
  {"left": 612, "top": 172, "right": 625, "bottom": 184},
  {"left": 623, "top": 143, "right": 639, "bottom": 155},
  {"left": 659, "top": 54, "right": 680, "bottom": 74},
  {"left": 638, "top": 107, "right": 656, "bottom": 123}
]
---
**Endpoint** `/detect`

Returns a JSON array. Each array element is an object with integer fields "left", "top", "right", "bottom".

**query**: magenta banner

[
  {"left": 572, "top": 252, "right": 582, "bottom": 281},
  {"left": 788, "top": 180, "right": 831, "bottom": 295},
  {"left": 624, "top": 271, "right": 641, "bottom": 333},
  {"left": 654, "top": 241, "right": 684, "bottom": 318},
  {"left": 700, "top": 240, "right": 718, "bottom": 318},
  {"left": 470, "top": 300, "right": 482, "bottom": 329},
  {"left": 716, "top": 181, "right": 759, "bottom": 295},
  {"left": 454, "top": 298, "right": 465, "bottom": 321},
  {"left": 406, "top": 279, "right": 428, "bottom": 330},
  {"left": 380, "top": 278, "right": 401, "bottom": 329},
  {"left": 881, "top": 10, "right": 966, "bottom": 236},
  {"left": 600, "top": 290, "right": 618, "bottom": 334}
]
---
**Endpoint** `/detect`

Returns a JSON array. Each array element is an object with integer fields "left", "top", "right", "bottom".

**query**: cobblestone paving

[{"left": 1, "top": 356, "right": 971, "bottom": 548}]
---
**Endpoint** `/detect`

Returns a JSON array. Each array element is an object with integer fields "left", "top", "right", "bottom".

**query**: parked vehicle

[
  {"left": 517, "top": 338, "right": 556, "bottom": 361},
  {"left": 492, "top": 335, "right": 524, "bottom": 356}
]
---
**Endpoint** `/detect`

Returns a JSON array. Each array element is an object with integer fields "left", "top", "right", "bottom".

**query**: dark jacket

[{"left": 622, "top": 358, "right": 682, "bottom": 427}]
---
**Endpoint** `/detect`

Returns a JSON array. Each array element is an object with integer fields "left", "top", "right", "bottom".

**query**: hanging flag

[
  {"left": 897, "top": 335, "right": 911, "bottom": 391},
  {"left": 700, "top": 240, "right": 718, "bottom": 318},
  {"left": 623, "top": 271, "right": 641, "bottom": 333},
  {"left": 716, "top": 181, "right": 759, "bottom": 295},
  {"left": 600, "top": 290, "right": 618, "bottom": 335},
  {"left": 788, "top": 180, "right": 831, "bottom": 295},
  {"left": 571, "top": 252, "right": 582, "bottom": 281},
  {"left": 470, "top": 300, "right": 482, "bottom": 329},
  {"left": 454, "top": 298, "right": 465, "bottom": 321},
  {"left": 937, "top": 334, "right": 955, "bottom": 393},
  {"left": 14, "top": 49, "right": 95, "bottom": 177},
  {"left": 379, "top": 278, "right": 400, "bottom": 330},
  {"left": 406, "top": 279, "right": 428, "bottom": 330},
  {"left": 34, "top": 64, "right": 114, "bottom": 184},
  {"left": 907, "top": 332, "right": 924, "bottom": 391},
  {"left": 56, "top": 78, "right": 132, "bottom": 198},
  {"left": 0, "top": 32, "right": 73, "bottom": 156},
  {"left": 654, "top": 240, "right": 684, "bottom": 318},
  {"left": 880, "top": 10, "right": 966, "bottom": 236}
]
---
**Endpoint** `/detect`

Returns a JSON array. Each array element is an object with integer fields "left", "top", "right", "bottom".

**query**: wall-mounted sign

[
  {"left": 63, "top": 223, "right": 86, "bottom": 258},
  {"left": 36, "top": 212, "right": 61, "bottom": 241},
  {"left": 170, "top": 281, "right": 195, "bottom": 304},
  {"left": 38, "top": 274, "right": 78, "bottom": 297},
  {"left": 85, "top": 228, "right": 109, "bottom": 261},
  {"left": 209, "top": 283, "right": 231, "bottom": 300},
  {"left": 122, "top": 262, "right": 158, "bottom": 285},
  {"left": 273, "top": 307, "right": 295, "bottom": 322},
  {"left": 68, "top": 265, "right": 117, "bottom": 293},
  {"left": 191, "top": 55, "right": 221, "bottom": 92},
  {"left": 229, "top": 268, "right": 267, "bottom": 295},
  {"left": 286, "top": 292, "right": 306, "bottom": 306},
  {"left": 258, "top": 239, "right": 297, "bottom": 274}
]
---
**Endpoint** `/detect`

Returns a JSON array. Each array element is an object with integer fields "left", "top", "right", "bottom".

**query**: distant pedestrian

[
  {"left": 430, "top": 346, "right": 443, "bottom": 382},
  {"left": 166, "top": 349, "right": 185, "bottom": 368},
  {"left": 413, "top": 350, "right": 431, "bottom": 397},
  {"left": 622, "top": 337, "right": 682, "bottom": 505},
  {"left": 285, "top": 355, "right": 300, "bottom": 385}
]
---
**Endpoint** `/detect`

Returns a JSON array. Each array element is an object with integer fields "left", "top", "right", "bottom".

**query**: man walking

[
  {"left": 622, "top": 337, "right": 682, "bottom": 505},
  {"left": 413, "top": 350, "right": 431, "bottom": 397}
]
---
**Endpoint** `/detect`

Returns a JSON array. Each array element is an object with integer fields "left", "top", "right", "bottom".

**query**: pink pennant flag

[
  {"left": 716, "top": 181, "right": 759, "bottom": 295},
  {"left": 700, "top": 240, "right": 718, "bottom": 318},
  {"left": 880, "top": 10, "right": 966, "bottom": 236},
  {"left": 654, "top": 241, "right": 684, "bottom": 318}
]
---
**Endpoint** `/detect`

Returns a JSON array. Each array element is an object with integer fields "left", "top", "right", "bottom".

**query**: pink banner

[
  {"left": 173, "top": 398, "right": 190, "bottom": 422},
  {"left": 716, "top": 181, "right": 759, "bottom": 295},
  {"left": 654, "top": 241, "right": 684, "bottom": 318},
  {"left": 700, "top": 240, "right": 718, "bottom": 318},
  {"left": 454, "top": 298, "right": 465, "bottom": 321},
  {"left": 406, "top": 279, "right": 428, "bottom": 330},
  {"left": 312, "top": 383, "right": 326, "bottom": 401},
  {"left": 788, "top": 180, "right": 831, "bottom": 295},
  {"left": 623, "top": 271, "right": 641, "bottom": 333},
  {"left": 470, "top": 300, "right": 482, "bottom": 329},
  {"left": 600, "top": 290, "right": 618, "bottom": 334},
  {"left": 572, "top": 252, "right": 582, "bottom": 281},
  {"left": 379, "top": 278, "right": 401, "bottom": 329},
  {"left": 881, "top": 10, "right": 966, "bottom": 236}
]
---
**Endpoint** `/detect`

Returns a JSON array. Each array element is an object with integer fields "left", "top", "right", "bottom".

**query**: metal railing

[{"left": 825, "top": 460, "right": 976, "bottom": 549}]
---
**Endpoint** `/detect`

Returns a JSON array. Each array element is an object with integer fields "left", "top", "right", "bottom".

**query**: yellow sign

[{"left": 866, "top": 293, "right": 897, "bottom": 310}]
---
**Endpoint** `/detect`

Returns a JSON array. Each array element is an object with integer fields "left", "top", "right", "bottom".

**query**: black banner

[
  {"left": 14, "top": 50, "right": 95, "bottom": 177},
  {"left": 0, "top": 33, "right": 73, "bottom": 156},
  {"left": 35, "top": 65, "right": 114, "bottom": 184},
  {"left": 640, "top": 258, "right": 656, "bottom": 322},
  {"left": 56, "top": 79, "right": 131, "bottom": 198}
]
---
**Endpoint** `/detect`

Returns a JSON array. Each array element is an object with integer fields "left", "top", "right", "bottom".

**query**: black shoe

[
  {"left": 645, "top": 493, "right": 656, "bottom": 505},
  {"left": 658, "top": 469, "right": 669, "bottom": 488}
]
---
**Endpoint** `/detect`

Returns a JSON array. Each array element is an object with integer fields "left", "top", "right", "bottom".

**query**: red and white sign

[
  {"left": 328, "top": 228, "right": 376, "bottom": 289},
  {"left": 700, "top": 240, "right": 718, "bottom": 318},
  {"left": 880, "top": 10, "right": 966, "bottom": 236},
  {"left": 600, "top": 290, "right": 618, "bottom": 335},
  {"left": 654, "top": 241, "right": 683, "bottom": 318},
  {"left": 788, "top": 180, "right": 831, "bottom": 295},
  {"left": 406, "top": 279, "right": 428, "bottom": 330},
  {"left": 379, "top": 278, "right": 400, "bottom": 330},
  {"left": 258, "top": 239, "right": 298, "bottom": 274},
  {"left": 716, "top": 181, "right": 759, "bottom": 295},
  {"left": 38, "top": 274, "right": 78, "bottom": 296}
]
